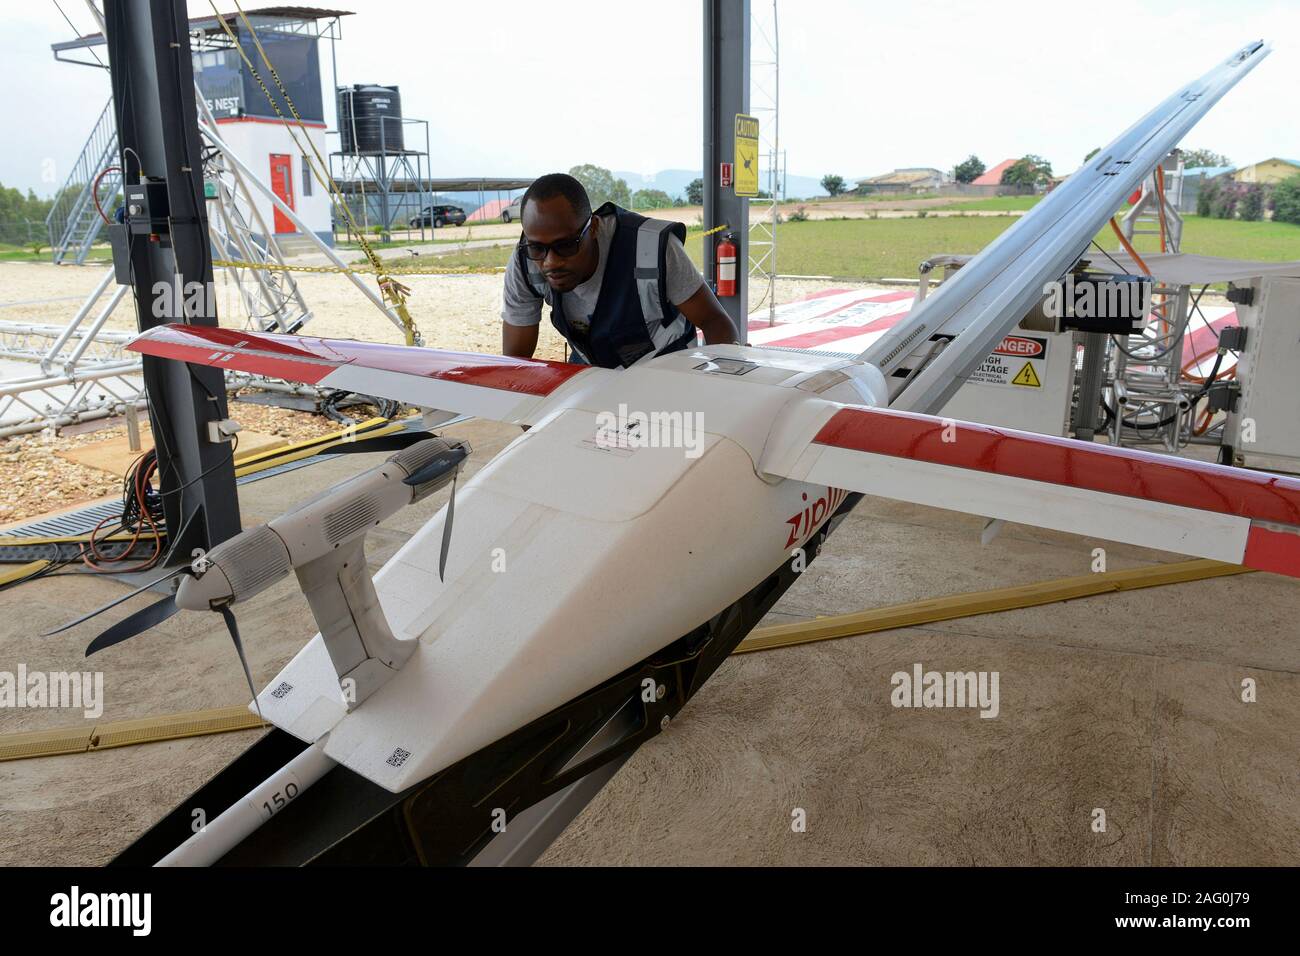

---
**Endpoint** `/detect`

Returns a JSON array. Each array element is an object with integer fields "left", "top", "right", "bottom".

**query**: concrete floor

[{"left": 2, "top": 418, "right": 1297, "bottom": 866}]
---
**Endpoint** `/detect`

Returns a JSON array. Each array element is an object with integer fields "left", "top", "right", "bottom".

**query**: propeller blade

[
  {"left": 85, "top": 594, "right": 180, "bottom": 656},
  {"left": 439, "top": 475, "right": 456, "bottom": 582},
  {"left": 329, "top": 431, "right": 433, "bottom": 454},
  {"left": 217, "top": 604, "right": 264, "bottom": 723},
  {"left": 402, "top": 444, "right": 468, "bottom": 488},
  {"left": 44, "top": 568, "right": 186, "bottom": 636}
]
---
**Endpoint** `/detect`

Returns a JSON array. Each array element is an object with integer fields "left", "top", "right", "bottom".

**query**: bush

[
  {"left": 787, "top": 205, "right": 809, "bottom": 222},
  {"left": 1273, "top": 174, "right": 1300, "bottom": 225},
  {"left": 1210, "top": 182, "right": 1239, "bottom": 220},
  {"left": 1196, "top": 178, "right": 1219, "bottom": 217},
  {"left": 1239, "top": 183, "right": 1268, "bottom": 222}
]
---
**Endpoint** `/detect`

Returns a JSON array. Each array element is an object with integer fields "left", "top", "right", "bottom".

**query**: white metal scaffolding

[{"left": 748, "top": 0, "right": 779, "bottom": 325}]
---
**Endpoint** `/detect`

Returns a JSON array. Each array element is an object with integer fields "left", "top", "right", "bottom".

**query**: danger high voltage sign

[{"left": 967, "top": 335, "right": 1047, "bottom": 389}]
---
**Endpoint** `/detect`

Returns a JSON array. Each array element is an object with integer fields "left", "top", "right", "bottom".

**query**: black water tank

[{"left": 337, "top": 85, "right": 404, "bottom": 154}]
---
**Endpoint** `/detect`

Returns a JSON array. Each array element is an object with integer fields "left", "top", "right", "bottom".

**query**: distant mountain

[{"left": 615, "top": 168, "right": 830, "bottom": 201}]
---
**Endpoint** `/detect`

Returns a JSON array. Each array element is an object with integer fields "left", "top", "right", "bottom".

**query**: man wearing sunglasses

[{"left": 501, "top": 173, "right": 738, "bottom": 368}]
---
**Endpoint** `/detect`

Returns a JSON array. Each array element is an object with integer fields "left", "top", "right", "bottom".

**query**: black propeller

[
  {"left": 217, "top": 604, "right": 263, "bottom": 721},
  {"left": 84, "top": 592, "right": 182, "bottom": 655},
  {"left": 438, "top": 474, "right": 457, "bottom": 582},
  {"left": 49, "top": 555, "right": 265, "bottom": 716},
  {"left": 43, "top": 567, "right": 188, "bottom": 636},
  {"left": 328, "top": 429, "right": 434, "bottom": 455},
  {"left": 402, "top": 443, "right": 469, "bottom": 581}
]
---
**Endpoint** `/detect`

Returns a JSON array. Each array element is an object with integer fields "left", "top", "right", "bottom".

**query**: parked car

[
  {"left": 409, "top": 204, "right": 466, "bottom": 228},
  {"left": 500, "top": 196, "right": 523, "bottom": 223}
]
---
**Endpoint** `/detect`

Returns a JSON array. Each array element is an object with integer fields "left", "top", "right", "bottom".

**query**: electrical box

[
  {"left": 123, "top": 180, "right": 170, "bottom": 236},
  {"left": 1223, "top": 275, "right": 1300, "bottom": 473},
  {"left": 940, "top": 329, "right": 1076, "bottom": 436}
]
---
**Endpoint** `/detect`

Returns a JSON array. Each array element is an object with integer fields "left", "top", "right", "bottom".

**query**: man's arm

[
  {"left": 501, "top": 249, "right": 543, "bottom": 357},
  {"left": 663, "top": 232, "right": 738, "bottom": 345},
  {"left": 676, "top": 283, "right": 738, "bottom": 345},
  {"left": 502, "top": 321, "right": 539, "bottom": 358}
]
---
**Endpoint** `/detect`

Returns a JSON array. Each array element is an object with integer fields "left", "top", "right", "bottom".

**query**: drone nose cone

[{"left": 175, "top": 564, "right": 235, "bottom": 612}]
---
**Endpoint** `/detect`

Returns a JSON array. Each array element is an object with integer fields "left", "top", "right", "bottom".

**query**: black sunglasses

[{"left": 519, "top": 217, "right": 593, "bottom": 261}]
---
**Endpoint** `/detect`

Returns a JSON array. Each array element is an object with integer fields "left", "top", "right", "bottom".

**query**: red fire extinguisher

[{"left": 716, "top": 232, "right": 737, "bottom": 297}]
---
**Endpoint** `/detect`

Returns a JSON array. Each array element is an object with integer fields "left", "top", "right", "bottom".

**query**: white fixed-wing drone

[{"left": 71, "top": 41, "right": 1297, "bottom": 866}]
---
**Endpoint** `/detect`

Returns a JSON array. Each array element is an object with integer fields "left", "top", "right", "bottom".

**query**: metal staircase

[{"left": 45, "top": 98, "right": 121, "bottom": 265}]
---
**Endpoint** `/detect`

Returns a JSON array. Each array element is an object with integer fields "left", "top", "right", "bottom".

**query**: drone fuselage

[{"left": 254, "top": 345, "right": 886, "bottom": 792}]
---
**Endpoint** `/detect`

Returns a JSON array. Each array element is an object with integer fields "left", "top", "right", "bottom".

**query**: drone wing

[
  {"left": 761, "top": 401, "right": 1300, "bottom": 578},
  {"left": 126, "top": 323, "right": 608, "bottom": 425}
]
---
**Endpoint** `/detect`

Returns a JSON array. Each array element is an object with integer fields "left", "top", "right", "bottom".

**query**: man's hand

[
  {"left": 502, "top": 322, "right": 539, "bottom": 358},
  {"left": 676, "top": 283, "right": 739, "bottom": 345}
]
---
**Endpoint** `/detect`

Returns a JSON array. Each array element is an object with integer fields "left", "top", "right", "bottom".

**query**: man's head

[{"left": 520, "top": 173, "right": 600, "bottom": 293}]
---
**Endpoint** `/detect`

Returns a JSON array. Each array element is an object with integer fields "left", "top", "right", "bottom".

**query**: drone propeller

[
  {"left": 328, "top": 429, "right": 434, "bottom": 455},
  {"left": 438, "top": 474, "right": 457, "bottom": 582},
  {"left": 43, "top": 567, "right": 189, "bottom": 636},
  {"left": 402, "top": 443, "right": 469, "bottom": 582},
  {"left": 217, "top": 604, "right": 263, "bottom": 721},
  {"left": 84, "top": 592, "right": 182, "bottom": 656}
]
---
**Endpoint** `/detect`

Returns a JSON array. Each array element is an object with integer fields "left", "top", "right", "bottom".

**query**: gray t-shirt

[{"left": 501, "top": 212, "right": 704, "bottom": 333}]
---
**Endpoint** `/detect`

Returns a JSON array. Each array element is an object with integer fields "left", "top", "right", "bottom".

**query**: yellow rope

[
  {"left": 213, "top": 258, "right": 505, "bottom": 276},
  {"left": 207, "top": 0, "right": 422, "bottom": 345}
]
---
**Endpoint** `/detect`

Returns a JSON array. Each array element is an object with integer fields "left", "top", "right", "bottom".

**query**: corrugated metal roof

[
  {"left": 1183, "top": 165, "right": 1235, "bottom": 179},
  {"left": 467, "top": 198, "right": 514, "bottom": 222},
  {"left": 54, "top": 7, "right": 353, "bottom": 50},
  {"left": 970, "top": 159, "right": 1016, "bottom": 186},
  {"left": 333, "top": 177, "right": 533, "bottom": 194},
  {"left": 858, "top": 167, "right": 943, "bottom": 186}
]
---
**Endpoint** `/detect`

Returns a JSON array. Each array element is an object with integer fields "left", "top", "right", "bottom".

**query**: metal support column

[
  {"left": 104, "top": 0, "right": 241, "bottom": 558},
  {"left": 1072, "top": 333, "right": 1108, "bottom": 440},
  {"left": 703, "top": 0, "right": 750, "bottom": 343}
]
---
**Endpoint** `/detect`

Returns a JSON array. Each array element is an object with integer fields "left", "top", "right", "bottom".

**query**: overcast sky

[{"left": 3, "top": 0, "right": 1297, "bottom": 196}]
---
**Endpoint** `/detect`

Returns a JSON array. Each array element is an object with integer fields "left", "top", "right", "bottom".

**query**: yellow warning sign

[
  {"left": 734, "top": 113, "right": 760, "bottom": 197},
  {"left": 1011, "top": 361, "right": 1042, "bottom": 387}
]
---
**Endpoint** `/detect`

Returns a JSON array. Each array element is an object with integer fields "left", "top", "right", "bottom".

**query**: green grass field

[
  {"left": 355, "top": 212, "right": 1300, "bottom": 282},
  {"left": 0, "top": 244, "right": 112, "bottom": 263}
]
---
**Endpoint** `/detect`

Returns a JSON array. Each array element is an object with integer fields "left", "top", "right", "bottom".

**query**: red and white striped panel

[
  {"left": 747, "top": 289, "right": 915, "bottom": 353},
  {"left": 127, "top": 324, "right": 602, "bottom": 425},
  {"left": 773, "top": 402, "right": 1300, "bottom": 578}
]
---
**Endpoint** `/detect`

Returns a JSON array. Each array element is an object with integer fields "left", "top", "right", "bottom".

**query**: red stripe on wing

[
  {"left": 812, "top": 406, "right": 1300, "bottom": 527},
  {"left": 1244, "top": 523, "right": 1300, "bottom": 576},
  {"left": 128, "top": 324, "right": 587, "bottom": 396},
  {"left": 129, "top": 328, "right": 332, "bottom": 384}
]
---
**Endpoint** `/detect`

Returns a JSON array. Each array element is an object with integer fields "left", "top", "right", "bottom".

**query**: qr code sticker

[
  {"left": 386, "top": 748, "right": 411, "bottom": 768},
  {"left": 271, "top": 682, "right": 294, "bottom": 699}
]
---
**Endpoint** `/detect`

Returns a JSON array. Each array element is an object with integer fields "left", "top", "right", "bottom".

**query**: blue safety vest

[{"left": 520, "top": 202, "right": 698, "bottom": 368}]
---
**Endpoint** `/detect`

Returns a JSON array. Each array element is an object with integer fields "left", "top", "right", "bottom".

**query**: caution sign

[
  {"left": 967, "top": 335, "right": 1049, "bottom": 388},
  {"left": 734, "top": 113, "right": 760, "bottom": 197},
  {"left": 1011, "top": 362, "right": 1041, "bottom": 387}
]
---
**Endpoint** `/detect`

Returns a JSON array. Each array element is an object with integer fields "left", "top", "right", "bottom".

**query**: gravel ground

[{"left": 0, "top": 403, "right": 341, "bottom": 526}]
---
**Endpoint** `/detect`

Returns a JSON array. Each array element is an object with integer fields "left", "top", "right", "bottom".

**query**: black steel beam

[
  {"left": 703, "top": 0, "right": 751, "bottom": 342},
  {"left": 103, "top": 0, "right": 241, "bottom": 558}
]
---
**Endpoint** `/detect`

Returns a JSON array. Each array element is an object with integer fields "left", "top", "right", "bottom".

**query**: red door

[{"left": 269, "top": 154, "right": 295, "bottom": 233}]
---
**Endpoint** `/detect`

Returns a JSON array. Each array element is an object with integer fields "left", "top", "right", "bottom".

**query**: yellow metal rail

[
  {"left": 734, "top": 558, "right": 1251, "bottom": 654},
  {"left": 3, "top": 558, "right": 1252, "bottom": 761}
]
